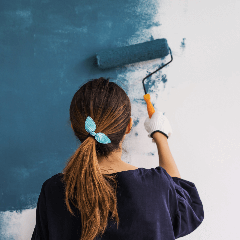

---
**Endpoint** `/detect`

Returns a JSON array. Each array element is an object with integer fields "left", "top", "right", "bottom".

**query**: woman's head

[
  {"left": 61, "top": 77, "right": 132, "bottom": 240},
  {"left": 70, "top": 77, "right": 132, "bottom": 158}
]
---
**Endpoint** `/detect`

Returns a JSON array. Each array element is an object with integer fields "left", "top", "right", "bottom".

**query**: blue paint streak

[
  {"left": 133, "top": 118, "right": 139, "bottom": 127},
  {"left": 0, "top": 0, "right": 162, "bottom": 214},
  {"left": 181, "top": 38, "right": 186, "bottom": 49},
  {"left": 161, "top": 74, "right": 167, "bottom": 84}
]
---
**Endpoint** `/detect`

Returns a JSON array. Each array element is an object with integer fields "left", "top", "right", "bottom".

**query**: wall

[{"left": 0, "top": 0, "right": 240, "bottom": 239}]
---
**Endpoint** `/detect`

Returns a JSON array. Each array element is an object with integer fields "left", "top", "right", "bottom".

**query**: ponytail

[{"left": 61, "top": 77, "right": 131, "bottom": 239}]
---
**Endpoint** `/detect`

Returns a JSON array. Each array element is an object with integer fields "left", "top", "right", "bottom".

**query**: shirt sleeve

[
  {"left": 31, "top": 180, "right": 49, "bottom": 240},
  {"left": 165, "top": 172, "right": 204, "bottom": 239}
]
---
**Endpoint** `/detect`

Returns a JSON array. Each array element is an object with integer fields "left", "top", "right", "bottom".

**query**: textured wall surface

[{"left": 1, "top": 0, "right": 240, "bottom": 239}]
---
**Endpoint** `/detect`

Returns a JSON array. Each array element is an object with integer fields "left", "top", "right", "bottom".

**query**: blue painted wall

[{"left": 0, "top": 0, "right": 161, "bottom": 211}]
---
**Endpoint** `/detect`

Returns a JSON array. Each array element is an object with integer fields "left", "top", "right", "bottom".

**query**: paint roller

[{"left": 96, "top": 38, "right": 173, "bottom": 119}]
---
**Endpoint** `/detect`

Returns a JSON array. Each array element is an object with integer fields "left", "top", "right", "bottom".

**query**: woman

[{"left": 32, "top": 77, "right": 204, "bottom": 240}]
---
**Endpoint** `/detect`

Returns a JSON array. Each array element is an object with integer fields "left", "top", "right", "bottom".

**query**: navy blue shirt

[{"left": 31, "top": 166, "right": 204, "bottom": 239}]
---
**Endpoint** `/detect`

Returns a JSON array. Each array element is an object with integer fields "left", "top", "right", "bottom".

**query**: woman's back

[{"left": 31, "top": 166, "right": 204, "bottom": 240}]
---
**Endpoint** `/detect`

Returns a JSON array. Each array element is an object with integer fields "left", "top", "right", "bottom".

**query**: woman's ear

[{"left": 126, "top": 117, "right": 133, "bottom": 134}]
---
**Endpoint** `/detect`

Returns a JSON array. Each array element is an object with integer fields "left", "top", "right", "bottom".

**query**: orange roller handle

[{"left": 143, "top": 94, "right": 155, "bottom": 119}]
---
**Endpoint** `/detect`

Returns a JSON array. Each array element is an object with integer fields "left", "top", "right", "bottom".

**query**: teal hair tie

[{"left": 85, "top": 116, "right": 111, "bottom": 144}]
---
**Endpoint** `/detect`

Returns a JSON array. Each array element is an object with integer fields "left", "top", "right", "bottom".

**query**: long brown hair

[{"left": 60, "top": 77, "right": 131, "bottom": 240}]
